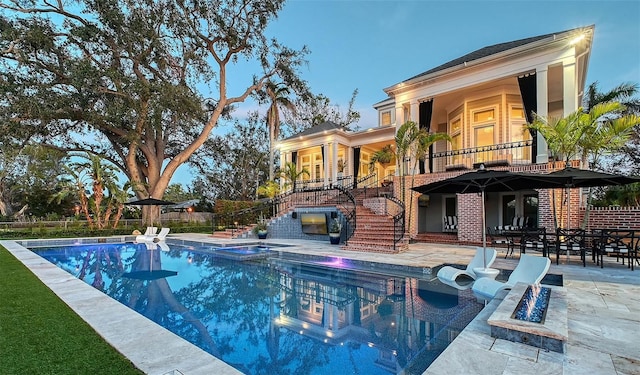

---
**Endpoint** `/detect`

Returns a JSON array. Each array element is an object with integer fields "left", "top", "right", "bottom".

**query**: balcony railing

[{"left": 429, "top": 140, "right": 534, "bottom": 173}]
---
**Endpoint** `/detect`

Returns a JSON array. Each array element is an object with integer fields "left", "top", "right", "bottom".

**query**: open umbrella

[
  {"left": 125, "top": 197, "right": 176, "bottom": 225},
  {"left": 542, "top": 167, "right": 640, "bottom": 228},
  {"left": 412, "top": 165, "right": 564, "bottom": 268},
  {"left": 123, "top": 242, "right": 177, "bottom": 280},
  {"left": 125, "top": 197, "right": 176, "bottom": 206}
]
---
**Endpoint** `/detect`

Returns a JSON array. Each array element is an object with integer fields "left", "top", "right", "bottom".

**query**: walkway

[{"left": 3, "top": 235, "right": 639, "bottom": 374}]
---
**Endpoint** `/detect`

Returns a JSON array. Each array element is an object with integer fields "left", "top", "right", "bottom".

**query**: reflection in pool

[{"left": 34, "top": 241, "right": 483, "bottom": 375}]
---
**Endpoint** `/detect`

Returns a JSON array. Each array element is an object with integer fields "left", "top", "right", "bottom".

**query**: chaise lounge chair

[
  {"left": 136, "top": 227, "right": 170, "bottom": 243},
  {"left": 471, "top": 254, "right": 550, "bottom": 301},
  {"left": 437, "top": 247, "right": 498, "bottom": 289}
]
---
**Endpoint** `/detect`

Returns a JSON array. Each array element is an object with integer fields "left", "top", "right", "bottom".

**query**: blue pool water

[{"left": 34, "top": 241, "right": 483, "bottom": 375}]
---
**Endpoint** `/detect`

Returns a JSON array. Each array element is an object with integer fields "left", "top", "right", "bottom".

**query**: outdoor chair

[
  {"left": 136, "top": 227, "right": 170, "bottom": 243},
  {"left": 472, "top": 254, "right": 551, "bottom": 301},
  {"left": 488, "top": 226, "right": 515, "bottom": 257},
  {"left": 443, "top": 215, "right": 458, "bottom": 232},
  {"left": 498, "top": 216, "right": 528, "bottom": 231},
  {"left": 596, "top": 229, "right": 636, "bottom": 270},
  {"left": 437, "top": 247, "right": 498, "bottom": 288},
  {"left": 520, "top": 227, "right": 549, "bottom": 257},
  {"left": 555, "top": 228, "right": 586, "bottom": 266}
]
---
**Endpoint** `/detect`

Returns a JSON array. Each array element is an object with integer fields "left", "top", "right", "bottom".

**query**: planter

[
  {"left": 257, "top": 230, "right": 268, "bottom": 239},
  {"left": 329, "top": 232, "right": 341, "bottom": 245}
]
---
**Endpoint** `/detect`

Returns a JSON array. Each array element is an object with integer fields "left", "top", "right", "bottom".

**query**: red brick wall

[{"left": 582, "top": 207, "right": 640, "bottom": 231}]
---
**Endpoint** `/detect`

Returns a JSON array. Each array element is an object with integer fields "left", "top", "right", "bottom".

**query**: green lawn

[{"left": 0, "top": 245, "right": 143, "bottom": 375}]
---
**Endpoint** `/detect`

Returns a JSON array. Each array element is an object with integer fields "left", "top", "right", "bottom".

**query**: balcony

[{"left": 429, "top": 140, "right": 534, "bottom": 173}]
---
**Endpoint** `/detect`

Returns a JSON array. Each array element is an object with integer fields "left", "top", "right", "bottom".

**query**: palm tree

[
  {"left": 529, "top": 100, "right": 640, "bottom": 228},
  {"left": 368, "top": 145, "right": 395, "bottom": 173},
  {"left": 279, "top": 162, "right": 309, "bottom": 192},
  {"left": 529, "top": 111, "right": 586, "bottom": 167},
  {"left": 256, "top": 180, "right": 281, "bottom": 199},
  {"left": 529, "top": 111, "right": 585, "bottom": 229},
  {"left": 585, "top": 81, "right": 640, "bottom": 114},
  {"left": 395, "top": 121, "right": 421, "bottom": 205},
  {"left": 578, "top": 102, "right": 640, "bottom": 227},
  {"left": 51, "top": 153, "right": 122, "bottom": 229},
  {"left": 265, "top": 81, "right": 296, "bottom": 181},
  {"left": 407, "top": 128, "right": 451, "bottom": 231}
]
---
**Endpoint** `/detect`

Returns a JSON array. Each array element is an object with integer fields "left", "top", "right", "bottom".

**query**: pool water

[{"left": 34, "top": 241, "right": 483, "bottom": 375}]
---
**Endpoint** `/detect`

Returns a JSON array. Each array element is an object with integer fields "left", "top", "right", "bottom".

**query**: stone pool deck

[{"left": 3, "top": 235, "right": 639, "bottom": 375}]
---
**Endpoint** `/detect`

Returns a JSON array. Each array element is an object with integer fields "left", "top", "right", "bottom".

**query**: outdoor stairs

[
  {"left": 211, "top": 225, "right": 255, "bottom": 240},
  {"left": 413, "top": 232, "right": 482, "bottom": 247},
  {"left": 341, "top": 206, "right": 409, "bottom": 254},
  {"left": 413, "top": 232, "right": 460, "bottom": 245}
]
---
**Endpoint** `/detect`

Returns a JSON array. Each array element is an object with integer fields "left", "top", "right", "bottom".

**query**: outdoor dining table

[{"left": 495, "top": 227, "right": 551, "bottom": 258}]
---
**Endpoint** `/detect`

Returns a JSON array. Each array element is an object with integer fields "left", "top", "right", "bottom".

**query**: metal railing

[
  {"left": 213, "top": 183, "right": 357, "bottom": 242},
  {"left": 384, "top": 195, "right": 405, "bottom": 251},
  {"left": 430, "top": 140, "right": 534, "bottom": 173}
]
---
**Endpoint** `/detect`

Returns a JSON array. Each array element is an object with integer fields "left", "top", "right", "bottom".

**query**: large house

[{"left": 276, "top": 25, "right": 594, "bottom": 247}]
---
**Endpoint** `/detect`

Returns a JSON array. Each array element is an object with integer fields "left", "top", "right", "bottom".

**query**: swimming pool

[{"left": 33, "top": 241, "right": 483, "bottom": 375}]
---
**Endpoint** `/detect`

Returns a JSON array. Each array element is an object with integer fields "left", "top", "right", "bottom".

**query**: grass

[{"left": 0, "top": 245, "right": 143, "bottom": 375}]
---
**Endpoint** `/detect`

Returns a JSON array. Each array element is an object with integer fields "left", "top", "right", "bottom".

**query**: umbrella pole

[{"left": 482, "top": 189, "right": 487, "bottom": 268}]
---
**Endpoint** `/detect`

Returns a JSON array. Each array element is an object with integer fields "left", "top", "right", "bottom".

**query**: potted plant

[
  {"left": 253, "top": 216, "right": 268, "bottom": 239},
  {"left": 328, "top": 217, "right": 342, "bottom": 245},
  {"left": 369, "top": 144, "right": 396, "bottom": 172}
]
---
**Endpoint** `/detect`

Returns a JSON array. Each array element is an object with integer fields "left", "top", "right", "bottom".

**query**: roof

[
  {"left": 172, "top": 199, "right": 200, "bottom": 209},
  {"left": 283, "top": 121, "right": 343, "bottom": 140},
  {"left": 402, "top": 26, "right": 589, "bottom": 83}
]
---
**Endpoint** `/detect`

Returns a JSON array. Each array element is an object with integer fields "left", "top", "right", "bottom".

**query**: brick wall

[
  {"left": 363, "top": 197, "right": 387, "bottom": 215},
  {"left": 581, "top": 206, "right": 640, "bottom": 231}
]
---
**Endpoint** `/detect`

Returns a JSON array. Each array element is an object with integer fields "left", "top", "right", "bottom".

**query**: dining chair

[
  {"left": 555, "top": 228, "right": 586, "bottom": 266},
  {"left": 488, "top": 226, "right": 515, "bottom": 258},
  {"left": 520, "top": 227, "right": 549, "bottom": 257},
  {"left": 596, "top": 229, "right": 635, "bottom": 270}
]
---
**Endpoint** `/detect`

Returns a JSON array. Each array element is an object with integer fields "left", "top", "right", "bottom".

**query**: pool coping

[
  {"left": 5, "top": 235, "right": 639, "bottom": 375},
  {"left": 2, "top": 238, "right": 242, "bottom": 375}
]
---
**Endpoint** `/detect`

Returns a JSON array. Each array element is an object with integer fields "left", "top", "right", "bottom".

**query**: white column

[
  {"left": 331, "top": 141, "right": 338, "bottom": 185},
  {"left": 395, "top": 105, "right": 404, "bottom": 127},
  {"left": 347, "top": 146, "right": 353, "bottom": 177},
  {"left": 536, "top": 68, "right": 549, "bottom": 163},
  {"left": 323, "top": 142, "right": 330, "bottom": 186},
  {"left": 563, "top": 59, "right": 578, "bottom": 115},
  {"left": 410, "top": 100, "right": 419, "bottom": 123}
]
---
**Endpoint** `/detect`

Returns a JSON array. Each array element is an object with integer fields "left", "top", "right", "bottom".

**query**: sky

[{"left": 177, "top": 0, "right": 640, "bottom": 183}]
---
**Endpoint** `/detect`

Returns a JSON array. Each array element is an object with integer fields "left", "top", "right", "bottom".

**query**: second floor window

[{"left": 381, "top": 111, "right": 391, "bottom": 126}]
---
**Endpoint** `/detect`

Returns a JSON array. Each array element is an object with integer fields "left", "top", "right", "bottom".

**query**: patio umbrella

[
  {"left": 123, "top": 243, "right": 177, "bottom": 280},
  {"left": 125, "top": 197, "right": 176, "bottom": 206},
  {"left": 542, "top": 167, "right": 640, "bottom": 228},
  {"left": 125, "top": 197, "right": 176, "bottom": 225},
  {"left": 412, "top": 165, "right": 564, "bottom": 268}
]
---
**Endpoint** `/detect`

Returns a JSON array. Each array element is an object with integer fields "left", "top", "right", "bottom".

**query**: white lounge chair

[
  {"left": 437, "top": 247, "right": 498, "bottom": 287},
  {"left": 472, "top": 254, "right": 551, "bottom": 301},
  {"left": 136, "top": 227, "right": 170, "bottom": 243}
]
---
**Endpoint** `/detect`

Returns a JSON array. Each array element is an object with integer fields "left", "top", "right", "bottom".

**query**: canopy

[
  {"left": 125, "top": 197, "right": 176, "bottom": 206},
  {"left": 412, "top": 166, "right": 565, "bottom": 268},
  {"left": 411, "top": 168, "right": 563, "bottom": 195},
  {"left": 125, "top": 197, "right": 176, "bottom": 225},
  {"left": 544, "top": 167, "right": 640, "bottom": 188},
  {"left": 541, "top": 167, "right": 640, "bottom": 229}
]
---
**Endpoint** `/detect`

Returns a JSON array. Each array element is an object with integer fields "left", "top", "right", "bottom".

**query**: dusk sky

[
  {"left": 253, "top": 0, "right": 639, "bottom": 127},
  {"left": 180, "top": 0, "right": 640, "bottom": 183}
]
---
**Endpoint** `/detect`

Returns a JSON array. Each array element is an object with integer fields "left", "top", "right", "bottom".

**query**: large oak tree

[{"left": 0, "top": 0, "right": 308, "bottom": 224}]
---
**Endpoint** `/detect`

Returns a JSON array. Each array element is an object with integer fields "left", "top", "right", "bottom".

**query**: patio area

[{"left": 3, "top": 234, "right": 639, "bottom": 375}]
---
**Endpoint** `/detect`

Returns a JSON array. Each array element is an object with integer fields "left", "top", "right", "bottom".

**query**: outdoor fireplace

[{"left": 487, "top": 283, "right": 567, "bottom": 353}]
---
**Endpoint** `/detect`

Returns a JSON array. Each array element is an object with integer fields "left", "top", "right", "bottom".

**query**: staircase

[
  {"left": 413, "top": 232, "right": 461, "bottom": 245},
  {"left": 211, "top": 225, "right": 254, "bottom": 239},
  {"left": 341, "top": 205, "right": 409, "bottom": 254}
]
